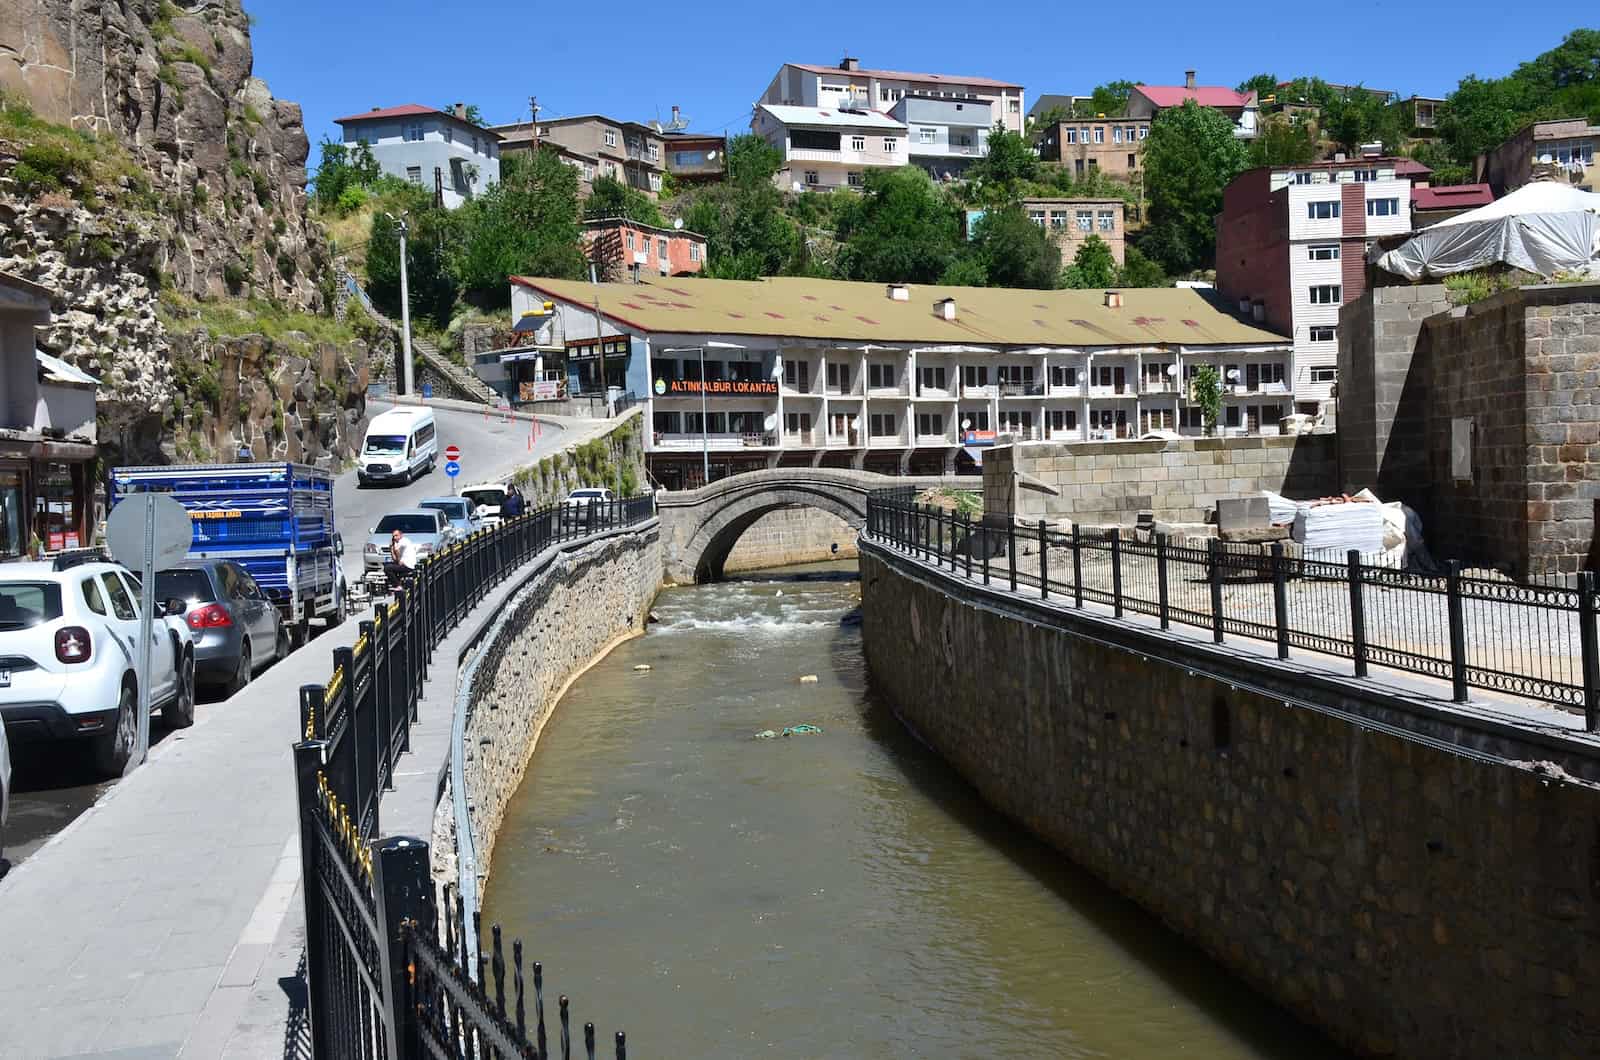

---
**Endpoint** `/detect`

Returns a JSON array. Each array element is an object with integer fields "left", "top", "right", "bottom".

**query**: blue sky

[{"left": 251, "top": 2, "right": 1587, "bottom": 149}]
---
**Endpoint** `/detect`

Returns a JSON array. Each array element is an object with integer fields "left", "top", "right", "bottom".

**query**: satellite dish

[
  {"left": 1226, "top": 368, "right": 1242, "bottom": 381},
  {"left": 674, "top": 217, "right": 684, "bottom": 230},
  {"left": 961, "top": 419, "right": 972, "bottom": 431},
  {"left": 1166, "top": 364, "right": 1179, "bottom": 377},
  {"left": 792, "top": 181, "right": 804, "bottom": 193},
  {"left": 707, "top": 150, "right": 718, "bottom": 160},
  {"left": 763, "top": 413, "right": 778, "bottom": 432},
  {"left": 771, "top": 358, "right": 783, "bottom": 379}
]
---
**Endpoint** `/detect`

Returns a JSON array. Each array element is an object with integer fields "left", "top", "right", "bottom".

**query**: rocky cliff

[{"left": 0, "top": 0, "right": 367, "bottom": 466}]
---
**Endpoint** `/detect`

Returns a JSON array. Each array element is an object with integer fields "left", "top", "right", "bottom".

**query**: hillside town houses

[{"left": 334, "top": 103, "right": 503, "bottom": 209}]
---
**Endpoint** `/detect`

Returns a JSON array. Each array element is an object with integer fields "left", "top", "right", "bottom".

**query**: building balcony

[
  {"left": 651, "top": 432, "right": 776, "bottom": 451},
  {"left": 866, "top": 381, "right": 911, "bottom": 398},
  {"left": 915, "top": 432, "right": 955, "bottom": 447},
  {"left": 789, "top": 147, "right": 843, "bottom": 162},
  {"left": 1141, "top": 380, "right": 1181, "bottom": 395},
  {"left": 913, "top": 386, "right": 956, "bottom": 400},
  {"left": 910, "top": 141, "right": 986, "bottom": 158},
  {"left": 1045, "top": 427, "right": 1083, "bottom": 442},
  {"left": 826, "top": 429, "right": 861, "bottom": 447},
  {"left": 998, "top": 381, "right": 1045, "bottom": 398},
  {"left": 998, "top": 427, "right": 1044, "bottom": 443},
  {"left": 1088, "top": 385, "right": 1135, "bottom": 399},
  {"left": 868, "top": 431, "right": 912, "bottom": 448},
  {"left": 783, "top": 429, "right": 820, "bottom": 446},
  {"left": 960, "top": 383, "right": 997, "bottom": 399},
  {"left": 1047, "top": 384, "right": 1082, "bottom": 398},
  {"left": 782, "top": 382, "right": 822, "bottom": 397}
]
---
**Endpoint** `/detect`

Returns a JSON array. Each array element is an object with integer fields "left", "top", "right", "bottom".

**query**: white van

[{"left": 358, "top": 408, "right": 438, "bottom": 486}]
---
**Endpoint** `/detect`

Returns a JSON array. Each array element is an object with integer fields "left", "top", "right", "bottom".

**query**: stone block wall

[
  {"left": 861, "top": 543, "right": 1600, "bottom": 1060},
  {"left": 722, "top": 506, "right": 858, "bottom": 573},
  {"left": 983, "top": 434, "right": 1338, "bottom": 526},
  {"left": 431, "top": 528, "right": 662, "bottom": 889},
  {"left": 1337, "top": 284, "right": 1451, "bottom": 496}
]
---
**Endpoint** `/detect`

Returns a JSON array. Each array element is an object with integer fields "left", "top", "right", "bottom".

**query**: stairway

[{"left": 339, "top": 268, "right": 498, "bottom": 405}]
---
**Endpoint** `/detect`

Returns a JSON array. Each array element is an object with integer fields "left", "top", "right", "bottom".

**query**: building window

[
  {"left": 1064, "top": 128, "right": 1077, "bottom": 144},
  {"left": 1309, "top": 325, "right": 1336, "bottom": 342},
  {"left": 648, "top": 143, "right": 660, "bottom": 162},
  {"left": 1179, "top": 407, "right": 1205, "bottom": 429},
  {"left": 919, "top": 127, "right": 936, "bottom": 143},
  {"left": 883, "top": 138, "right": 897, "bottom": 153},
  {"left": 1307, "top": 201, "right": 1340, "bottom": 219},
  {"left": 918, "top": 365, "right": 946, "bottom": 392},
  {"left": 1138, "top": 126, "right": 1148, "bottom": 140},
  {"left": 1093, "top": 126, "right": 1105, "bottom": 144},
  {"left": 784, "top": 360, "right": 809, "bottom": 389},
  {"left": 1292, "top": 172, "right": 1314, "bottom": 184},
  {"left": 1047, "top": 409, "right": 1077, "bottom": 432},
  {"left": 653, "top": 411, "right": 682, "bottom": 434},
  {"left": 1076, "top": 210, "right": 1093, "bottom": 232},
  {"left": 962, "top": 409, "right": 990, "bottom": 431},
  {"left": 1028, "top": 210, "right": 1045, "bottom": 226},
  {"left": 625, "top": 232, "right": 634, "bottom": 251},
  {"left": 961, "top": 364, "right": 988, "bottom": 389},
  {"left": 1009, "top": 99, "right": 1020, "bottom": 113},
  {"left": 868, "top": 363, "right": 896, "bottom": 389},
  {"left": 689, "top": 243, "right": 701, "bottom": 262},
  {"left": 1128, "top": 153, "right": 1136, "bottom": 169},
  {"left": 1225, "top": 405, "right": 1241, "bottom": 429},
  {"left": 1353, "top": 168, "right": 1378, "bottom": 182},
  {"left": 1097, "top": 210, "right": 1115, "bottom": 232},
  {"left": 1113, "top": 126, "right": 1124, "bottom": 143},
  {"left": 804, "top": 170, "right": 819, "bottom": 186},
  {"left": 1367, "top": 197, "right": 1401, "bottom": 217},
  {"left": 851, "top": 135, "right": 865, "bottom": 151},
  {"left": 1308, "top": 244, "right": 1340, "bottom": 260},
  {"left": 604, "top": 130, "right": 618, "bottom": 147},
  {"left": 847, "top": 171, "right": 864, "bottom": 187},
  {"left": 405, "top": 166, "right": 422, "bottom": 185},
  {"left": 784, "top": 411, "right": 813, "bottom": 434},
  {"left": 404, "top": 121, "right": 425, "bottom": 142},
  {"left": 916, "top": 413, "right": 944, "bottom": 437},
  {"left": 1308, "top": 285, "right": 1342, "bottom": 305},
  {"left": 1310, "top": 366, "right": 1338, "bottom": 383},
  {"left": 869, "top": 413, "right": 897, "bottom": 438},
  {"left": 1049, "top": 210, "right": 1067, "bottom": 229},
  {"left": 827, "top": 362, "right": 851, "bottom": 390},
  {"left": 582, "top": 163, "right": 595, "bottom": 181},
  {"left": 443, "top": 127, "right": 453, "bottom": 144},
  {"left": 657, "top": 238, "right": 668, "bottom": 259}
]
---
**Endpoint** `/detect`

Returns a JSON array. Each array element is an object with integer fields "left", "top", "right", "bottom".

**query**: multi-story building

[
  {"left": 505, "top": 274, "right": 1292, "bottom": 488},
  {"left": 492, "top": 115, "right": 667, "bottom": 198},
  {"left": 753, "top": 104, "right": 907, "bottom": 192},
  {"left": 1034, "top": 117, "right": 1150, "bottom": 178},
  {"left": 761, "top": 57, "right": 1025, "bottom": 134},
  {"left": 1019, "top": 198, "right": 1126, "bottom": 264},
  {"left": 1410, "top": 182, "right": 1494, "bottom": 227},
  {"left": 1398, "top": 95, "right": 1443, "bottom": 135},
  {"left": 583, "top": 218, "right": 707, "bottom": 281},
  {"left": 1027, "top": 94, "right": 1091, "bottom": 122},
  {"left": 661, "top": 131, "right": 725, "bottom": 183},
  {"left": 889, "top": 95, "right": 995, "bottom": 180},
  {"left": 332, "top": 103, "right": 501, "bottom": 209},
  {"left": 1478, "top": 117, "right": 1599, "bottom": 196},
  {"left": 1126, "top": 72, "right": 1258, "bottom": 139},
  {"left": 1216, "top": 158, "right": 1421, "bottom": 412}
]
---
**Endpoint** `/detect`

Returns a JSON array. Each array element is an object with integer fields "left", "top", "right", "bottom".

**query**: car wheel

[
  {"left": 165, "top": 652, "right": 196, "bottom": 729},
  {"left": 276, "top": 624, "right": 292, "bottom": 663},
  {"left": 229, "top": 641, "right": 253, "bottom": 696},
  {"left": 93, "top": 680, "right": 137, "bottom": 777}
]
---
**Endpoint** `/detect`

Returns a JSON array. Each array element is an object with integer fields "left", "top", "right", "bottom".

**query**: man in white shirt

[{"left": 385, "top": 528, "right": 419, "bottom": 589}]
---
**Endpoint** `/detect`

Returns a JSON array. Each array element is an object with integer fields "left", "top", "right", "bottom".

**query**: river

[{"left": 481, "top": 561, "right": 1345, "bottom": 1058}]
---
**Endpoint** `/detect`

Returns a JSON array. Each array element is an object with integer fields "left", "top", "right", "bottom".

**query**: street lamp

[{"left": 382, "top": 211, "right": 414, "bottom": 397}]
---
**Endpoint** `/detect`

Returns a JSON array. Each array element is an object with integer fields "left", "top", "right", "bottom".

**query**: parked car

[
  {"left": 460, "top": 482, "right": 513, "bottom": 530},
  {"left": 358, "top": 407, "right": 439, "bottom": 486},
  {"left": 0, "top": 559, "right": 196, "bottom": 777},
  {"left": 418, "top": 496, "right": 481, "bottom": 540},
  {"left": 1, "top": 719, "right": 10, "bottom": 865},
  {"left": 564, "top": 487, "right": 614, "bottom": 509},
  {"left": 364, "top": 509, "right": 452, "bottom": 583},
  {"left": 155, "top": 560, "right": 289, "bottom": 695}
]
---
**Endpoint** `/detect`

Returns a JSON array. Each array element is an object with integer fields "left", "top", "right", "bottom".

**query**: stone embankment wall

[
  {"left": 431, "top": 528, "right": 662, "bottom": 889},
  {"left": 984, "top": 434, "right": 1338, "bottom": 526},
  {"left": 860, "top": 542, "right": 1600, "bottom": 1060},
  {"left": 723, "top": 506, "right": 858, "bottom": 573}
]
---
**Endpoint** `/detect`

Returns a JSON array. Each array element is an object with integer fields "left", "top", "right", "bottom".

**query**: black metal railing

[
  {"left": 865, "top": 490, "right": 1600, "bottom": 730},
  {"left": 294, "top": 493, "right": 656, "bottom": 1058}
]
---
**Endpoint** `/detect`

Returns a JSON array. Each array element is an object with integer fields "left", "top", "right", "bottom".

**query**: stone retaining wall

[
  {"left": 722, "top": 506, "right": 859, "bottom": 573},
  {"left": 431, "top": 528, "right": 662, "bottom": 889},
  {"left": 861, "top": 542, "right": 1600, "bottom": 1059}
]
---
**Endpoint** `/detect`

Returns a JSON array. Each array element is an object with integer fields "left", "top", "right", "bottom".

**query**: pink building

[{"left": 583, "top": 218, "right": 707, "bottom": 280}]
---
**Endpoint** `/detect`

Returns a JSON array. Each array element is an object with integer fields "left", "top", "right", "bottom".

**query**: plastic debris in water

[
  {"left": 799, "top": 674, "right": 818, "bottom": 684},
  {"left": 755, "top": 724, "right": 824, "bottom": 739},
  {"left": 633, "top": 664, "right": 652, "bottom": 672}
]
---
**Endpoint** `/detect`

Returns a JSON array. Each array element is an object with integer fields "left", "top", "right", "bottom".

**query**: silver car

[
  {"left": 418, "top": 497, "right": 481, "bottom": 539},
  {"left": 155, "top": 561, "right": 288, "bottom": 695},
  {"left": 364, "top": 509, "right": 452, "bottom": 576}
]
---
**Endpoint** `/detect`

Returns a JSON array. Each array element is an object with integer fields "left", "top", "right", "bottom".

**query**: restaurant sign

[{"left": 654, "top": 377, "right": 779, "bottom": 397}]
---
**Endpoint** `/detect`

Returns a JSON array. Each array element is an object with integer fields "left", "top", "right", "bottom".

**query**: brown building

[
  {"left": 1035, "top": 117, "right": 1149, "bottom": 178},
  {"left": 661, "top": 131, "right": 725, "bottom": 183},
  {"left": 1478, "top": 117, "right": 1599, "bottom": 196},
  {"left": 492, "top": 115, "right": 667, "bottom": 198},
  {"left": 1020, "top": 198, "right": 1126, "bottom": 264},
  {"left": 583, "top": 218, "right": 707, "bottom": 281}
]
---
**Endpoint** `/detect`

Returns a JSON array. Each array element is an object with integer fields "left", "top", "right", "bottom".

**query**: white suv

[{"left": 0, "top": 559, "right": 196, "bottom": 777}]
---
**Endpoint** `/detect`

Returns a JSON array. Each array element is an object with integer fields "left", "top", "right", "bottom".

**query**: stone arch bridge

[{"left": 656, "top": 468, "right": 978, "bottom": 583}]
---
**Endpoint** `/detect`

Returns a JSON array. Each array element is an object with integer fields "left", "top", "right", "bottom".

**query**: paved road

[{"left": 1, "top": 403, "right": 582, "bottom": 876}]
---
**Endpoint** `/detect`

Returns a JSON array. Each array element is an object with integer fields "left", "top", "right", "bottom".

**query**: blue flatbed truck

[{"left": 109, "top": 462, "right": 343, "bottom": 644}]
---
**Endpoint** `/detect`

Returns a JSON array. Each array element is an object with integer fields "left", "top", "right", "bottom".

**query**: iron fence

[
  {"left": 865, "top": 491, "right": 1600, "bottom": 730},
  {"left": 295, "top": 494, "right": 655, "bottom": 1058}
]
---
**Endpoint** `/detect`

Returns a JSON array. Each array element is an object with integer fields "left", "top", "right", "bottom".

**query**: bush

[
  {"left": 13, "top": 141, "right": 93, "bottom": 198},
  {"left": 335, "top": 185, "right": 369, "bottom": 215},
  {"left": 223, "top": 261, "right": 249, "bottom": 290},
  {"left": 276, "top": 252, "right": 297, "bottom": 282}
]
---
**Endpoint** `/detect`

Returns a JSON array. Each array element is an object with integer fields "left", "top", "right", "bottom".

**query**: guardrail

[
  {"left": 866, "top": 490, "right": 1600, "bottom": 729},
  {"left": 293, "top": 495, "right": 654, "bottom": 1058}
]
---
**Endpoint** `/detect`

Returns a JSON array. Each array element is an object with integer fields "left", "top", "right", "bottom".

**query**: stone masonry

[
  {"left": 861, "top": 543, "right": 1600, "bottom": 1060},
  {"left": 983, "top": 434, "right": 1338, "bottom": 526},
  {"left": 431, "top": 528, "right": 663, "bottom": 889},
  {"left": 723, "top": 506, "right": 859, "bottom": 573}
]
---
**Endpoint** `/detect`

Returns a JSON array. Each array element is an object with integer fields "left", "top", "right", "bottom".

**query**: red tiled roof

[
  {"left": 1393, "top": 159, "right": 1433, "bottom": 177},
  {"left": 333, "top": 103, "right": 496, "bottom": 135},
  {"left": 1412, "top": 183, "right": 1494, "bottom": 211},
  {"left": 1134, "top": 85, "right": 1257, "bottom": 109},
  {"left": 788, "top": 62, "right": 1020, "bottom": 89}
]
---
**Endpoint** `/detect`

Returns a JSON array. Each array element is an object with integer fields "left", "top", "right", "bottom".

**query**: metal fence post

[
  {"left": 1111, "top": 529, "right": 1124, "bottom": 619},
  {"left": 1156, "top": 532, "right": 1170, "bottom": 630},
  {"left": 982, "top": 522, "right": 991, "bottom": 586},
  {"left": 1007, "top": 519, "right": 1018, "bottom": 591},
  {"left": 1208, "top": 539, "right": 1224, "bottom": 643},
  {"left": 1580, "top": 570, "right": 1600, "bottom": 732},
  {"left": 1272, "top": 541, "right": 1290, "bottom": 660},
  {"left": 292, "top": 739, "right": 334, "bottom": 1060},
  {"left": 963, "top": 513, "right": 973, "bottom": 579},
  {"left": 1348, "top": 549, "right": 1368, "bottom": 678},
  {"left": 1038, "top": 520, "right": 1049, "bottom": 600},
  {"left": 374, "top": 836, "right": 434, "bottom": 1060},
  {"left": 1446, "top": 560, "right": 1468, "bottom": 703},
  {"left": 1071, "top": 523, "right": 1083, "bottom": 608}
]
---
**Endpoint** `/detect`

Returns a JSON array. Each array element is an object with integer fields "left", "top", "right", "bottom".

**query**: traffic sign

[
  {"left": 444, "top": 445, "right": 460, "bottom": 462},
  {"left": 422, "top": 383, "right": 433, "bottom": 399},
  {"left": 445, "top": 460, "right": 461, "bottom": 478}
]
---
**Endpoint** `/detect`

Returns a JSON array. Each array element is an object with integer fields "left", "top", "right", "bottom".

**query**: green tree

[
  {"left": 1140, "top": 101, "right": 1248, "bottom": 273},
  {"left": 1405, "top": 140, "right": 1472, "bottom": 186},
  {"left": 367, "top": 185, "right": 459, "bottom": 323},
  {"left": 443, "top": 102, "right": 486, "bottom": 126},
  {"left": 967, "top": 123, "right": 1038, "bottom": 202},
  {"left": 311, "top": 137, "right": 381, "bottom": 209},
  {"left": 1236, "top": 73, "right": 1280, "bottom": 102},
  {"left": 834, "top": 167, "right": 960, "bottom": 283},
  {"left": 1437, "top": 30, "right": 1600, "bottom": 166},
  {"left": 450, "top": 145, "right": 586, "bottom": 305},
  {"left": 948, "top": 205, "right": 1060, "bottom": 290},
  {"left": 1320, "top": 86, "right": 1406, "bottom": 152},
  {"left": 1062, "top": 234, "right": 1118, "bottom": 289},
  {"left": 1247, "top": 116, "right": 1320, "bottom": 167},
  {"left": 1116, "top": 245, "right": 1167, "bottom": 288},
  {"left": 583, "top": 175, "right": 665, "bottom": 227},
  {"left": 1190, "top": 364, "right": 1223, "bottom": 434},
  {"left": 1074, "top": 80, "right": 1139, "bottom": 117},
  {"left": 725, "top": 133, "right": 784, "bottom": 187}
]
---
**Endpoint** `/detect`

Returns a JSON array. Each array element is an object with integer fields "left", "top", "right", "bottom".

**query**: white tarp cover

[{"left": 1372, "top": 182, "right": 1600, "bottom": 280}]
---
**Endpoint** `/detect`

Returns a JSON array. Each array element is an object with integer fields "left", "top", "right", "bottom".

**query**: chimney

[
  {"left": 671, "top": 105, "right": 681, "bottom": 125},
  {"left": 1104, "top": 291, "right": 1124, "bottom": 309},
  {"left": 454, "top": 102, "right": 467, "bottom": 121},
  {"left": 840, "top": 56, "right": 860, "bottom": 72},
  {"left": 936, "top": 297, "right": 957, "bottom": 321},
  {"left": 887, "top": 283, "right": 910, "bottom": 301},
  {"left": 1185, "top": 70, "right": 1197, "bottom": 90}
]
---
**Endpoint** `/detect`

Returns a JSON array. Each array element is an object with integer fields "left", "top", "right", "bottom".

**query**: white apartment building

[
  {"left": 753, "top": 105, "right": 908, "bottom": 192},
  {"left": 761, "top": 57, "right": 1025, "bottom": 135},
  {"left": 333, "top": 103, "right": 501, "bottom": 209},
  {"left": 507, "top": 275, "right": 1292, "bottom": 490},
  {"left": 1216, "top": 158, "right": 1420, "bottom": 411}
]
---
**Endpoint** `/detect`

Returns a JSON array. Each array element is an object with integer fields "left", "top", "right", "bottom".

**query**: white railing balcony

[
  {"left": 1255, "top": 381, "right": 1292, "bottom": 396},
  {"left": 868, "top": 431, "right": 912, "bottom": 447},
  {"left": 653, "top": 433, "right": 753, "bottom": 452},
  {"left": 783, "top": 429, "right": 820, "bottom": 446},
  {"left": 789, "top": 147, "right": 843, "bottom": 162},
  {"left": 914, "top": 386, "right": 955, "bottom": 400},
  {"left": 1141, "top": 380, "right": 1180, "bottom": 395},
  {"left": 782, "top": 380, "right": 821, "bottom": 396},
  {"left": 824, "top": 382, "right": 862, "bottom": 397},
  {"left": 867, "top": 381, "right": 911, "bottom": 398},
  {"left": 998, "top": 381, "right": 1045, "bottom": 398},
  {"left": 1047, "top": 383, "right": 1082, "bottom": 398},
  {"left": 916, "top": 432, "right": 954, "bottom": 446},
  {"left": 960, "top": 383, "right": 997, "bottom": 399},
  {"left": 826, "top": 430, "right": 861, "bottom": 447},
  {"left": 997, "top": 427, "right": 1044, "bottom": 443},
  {"left": 1046, "top": 427, "right": 1083, "bottom": 442},
  {"left": 1088, "top": 385, "right": 1134, "bottom": 399}
]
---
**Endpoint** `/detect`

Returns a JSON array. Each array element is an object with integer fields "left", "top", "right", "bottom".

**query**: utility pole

[
  {"left": 589, "top": 264, "right": 610, "bottom": 416},
  {"left": 529, "top": 96, "right": 540, "bottom": 149},
  {"left": 387, "top": 212, "right": 414, "bottom": 396}
]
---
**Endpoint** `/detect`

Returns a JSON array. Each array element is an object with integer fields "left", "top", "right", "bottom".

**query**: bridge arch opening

[
  {"left": 696, "top": 504, "right": 858, "bottom": 582},
  {"left": 682, "top": 486, "right": 868, "bottom": 584}
]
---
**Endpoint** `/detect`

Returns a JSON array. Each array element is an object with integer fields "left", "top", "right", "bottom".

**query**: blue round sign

[
  {"left": 445, "top": 460, "right": 460, "bottom": 477},
  {"left": 422, "top": 383, "right": 433, "bottom": 399}
]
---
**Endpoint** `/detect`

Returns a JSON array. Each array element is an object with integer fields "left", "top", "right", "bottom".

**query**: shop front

[{"left": 0, "top": 438, "right": 95, "bottom": 560}]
